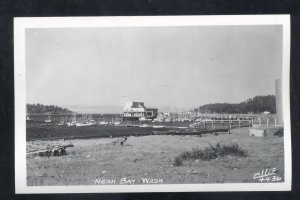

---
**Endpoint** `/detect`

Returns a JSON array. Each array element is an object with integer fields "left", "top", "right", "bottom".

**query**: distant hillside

[
  {"left": 27, "top": 103, "right": 73, "bottom": 114},
  {"left": 194, "top": 95, "right": 276, "bottom": 114},
  {"left": 66, "top": 105, "right": 122, "bottom": 114}
]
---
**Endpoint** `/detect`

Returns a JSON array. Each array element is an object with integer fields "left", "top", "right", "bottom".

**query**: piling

[{"left": 275, "top": 79, "right": 283, "bottom": 125}]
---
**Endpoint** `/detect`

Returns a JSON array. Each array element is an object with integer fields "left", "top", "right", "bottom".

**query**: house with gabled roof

[{"left": 121, "top": 102, "right": 158, "bottom": 120}]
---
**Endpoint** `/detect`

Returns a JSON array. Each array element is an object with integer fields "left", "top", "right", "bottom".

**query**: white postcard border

[{"left": 14, "top": 15, "right": 291, "bottom": 193}]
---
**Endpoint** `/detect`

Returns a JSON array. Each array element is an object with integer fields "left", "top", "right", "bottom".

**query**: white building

[{"left": 121, "top": 102, "right": 158, "bottom": 120}]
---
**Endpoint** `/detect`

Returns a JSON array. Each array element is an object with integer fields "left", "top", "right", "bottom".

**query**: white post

[{"left": 267, "top": 118, "right": 269, "bottom": 127}]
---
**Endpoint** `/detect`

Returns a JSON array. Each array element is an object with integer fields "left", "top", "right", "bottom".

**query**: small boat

[
  {"left": 139, "top": 117, "right": 152, "bottom": 122},
  {"left": 125, "top": 124, "right": 134, "bottom": 127},
  {"left": 152, "top": 118, "right": 163, "bottom": 122},
  {"left": 75, "top": 118, "right": 97, "bottom": 127},
  {"left": 99, "top": 121, "right": 109, "bottom": 126},
  {"left": 139, "top": 124, "right": 151, "bottom": 128},
  {"left": 113, "top": 121, "right": 121, "bottom": 126},
  {"left": 153, "top": 125, "right": 166, "bottom": 129},
  {"left": 45, "top": 115, "right": 52, "bottom": 123},
  {"left": 58, "top": 117, "right": 66, "bottom": 125},
  {"left": 67, "top": 122, "right": 76, "bottom": 127},
  {"left": 67, "top": 113, "right": 77, "bottom": 126},
  {"left": 75, "top": 122, "right": 92, "bottom": 127},
  {"left": 88, "top": 120, "right": 97, "bottom": 126},
  {"left": 57, "top": 122, "right": 64, "bottom": 126}
]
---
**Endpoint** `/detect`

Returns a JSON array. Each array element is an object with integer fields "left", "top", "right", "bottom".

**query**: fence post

[{"left": 267, "top": 118, "right": 269, "bottom": 127}]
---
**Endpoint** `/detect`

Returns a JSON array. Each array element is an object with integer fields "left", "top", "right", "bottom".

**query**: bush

[
  {"left": 174, "top": 143, "right": 247, "bottom": 164},
  {"left": 274, "top": 128, "right": 284, "bottom": 137},
  {"left": 173, "top": 156, "right": 183, "bottom": 166}
]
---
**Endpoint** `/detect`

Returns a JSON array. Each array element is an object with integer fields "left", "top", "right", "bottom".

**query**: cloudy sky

[{"left": 26, "top": 25, "right": 282, "bottom": 113}]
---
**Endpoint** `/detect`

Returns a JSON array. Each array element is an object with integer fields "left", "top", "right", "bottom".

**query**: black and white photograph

[{"left": 14, "top": 15, "right": 291, "bottom": 193}]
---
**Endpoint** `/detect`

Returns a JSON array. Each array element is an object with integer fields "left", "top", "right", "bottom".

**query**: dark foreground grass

[{"left": 174, "top": 143, "right": 248, "bottom": 166}]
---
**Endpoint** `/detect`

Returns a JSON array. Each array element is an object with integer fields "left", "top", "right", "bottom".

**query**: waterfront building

[{"left": 121, "top": 102, "right": 158, "bottom": 120}]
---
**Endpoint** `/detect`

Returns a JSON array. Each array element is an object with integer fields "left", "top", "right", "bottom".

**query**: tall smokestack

[{"left": 275, "top": 79, "right": 283, "bottom": 125}]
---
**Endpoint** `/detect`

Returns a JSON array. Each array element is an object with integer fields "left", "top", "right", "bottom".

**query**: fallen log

[{"left": 27, "top": 144, "right": 74, "bottom": 156}]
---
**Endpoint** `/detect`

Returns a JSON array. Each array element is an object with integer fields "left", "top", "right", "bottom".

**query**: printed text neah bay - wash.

[{"left": 94, "top": 177, "right": 164, "bottom": 185}]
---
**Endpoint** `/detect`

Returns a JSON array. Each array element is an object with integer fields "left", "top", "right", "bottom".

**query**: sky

[{"left": 26, "top": 25, "right": 282, "bottom": 113}]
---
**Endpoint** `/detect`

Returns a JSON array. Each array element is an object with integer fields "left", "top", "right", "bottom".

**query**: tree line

[
  {"left": 194, "top": 95, "right": 276, "bottom": 114},
  {"left": 27, "top": 103, "right": 72, "bottom": 114}
]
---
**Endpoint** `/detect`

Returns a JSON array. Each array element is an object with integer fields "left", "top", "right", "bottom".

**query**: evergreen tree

[
  {"left": 194, "top": 95, "right": 275, "bottom": 114},
  {"left": 27, "top": 103, "right": 72, "bottom": 114}
]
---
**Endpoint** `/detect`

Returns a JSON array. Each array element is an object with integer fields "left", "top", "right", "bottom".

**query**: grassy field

[{"left": 27, "top": 127, "right": 284, "bottom": 185}]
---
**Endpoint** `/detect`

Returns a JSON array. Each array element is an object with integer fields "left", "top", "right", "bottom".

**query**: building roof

[
  {"left": 146, "top": 108, "right": 158, "bottom": 111},
  {"left": 127, "top": 102, "right": 145, "bottom": 109}
]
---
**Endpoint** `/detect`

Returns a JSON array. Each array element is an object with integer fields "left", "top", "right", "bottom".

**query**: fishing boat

[
  {"left": 113, "top": 121, "right": 121, "bottom": 126},
  {"left": 67, "top": 113, "right": 77, "bottom": 126},
  {"left": 45, "top": 114, "right": 52, "bottom": 123},
  {"left": 57, "top": 117, "right": 65, "bottom": 126},
  {"left": 75, "top": 114, "right": 97, "bottom": 127},
  {"left": 99, "top": 121, "right": 109, "bottom": 126},
  {"left": 139, "top": 124, "right": 151, "bottom": 128},
  {"left": 75, "top": 122, "right": 92, "bottom": 127},
  {"left": 153, "top": 125, "right": 166, "bottom": 129},
  {"left": 40, "top": 114, "right": 52, "bottom": 126},
  {"left": 139, "top": 117, "right": 152, "bottom": 122},
  {"left": 88, "top": 119, "right": 97, "bottom": 126}
]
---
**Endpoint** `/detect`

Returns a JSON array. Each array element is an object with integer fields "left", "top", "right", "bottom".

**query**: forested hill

[
  {"left": 194, "top": 95, "right": 276, "bottom": 114},
  {"left": 27, "top": 103, "right": 72, "bottom": 114}
]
